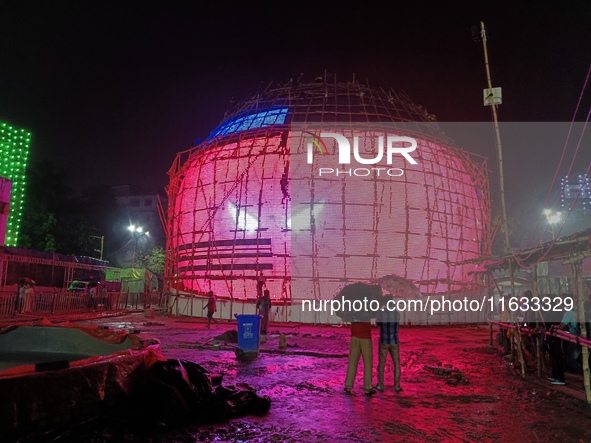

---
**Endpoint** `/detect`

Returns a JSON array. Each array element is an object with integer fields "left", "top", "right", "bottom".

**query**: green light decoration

[{"left": 0, "top": 122, "right": 31, "bottom": 246}]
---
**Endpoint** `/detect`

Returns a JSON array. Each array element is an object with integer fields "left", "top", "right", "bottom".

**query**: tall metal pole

[
  {"left": 481, "top": 21, "right": 511, "bottom": 253},
  {"left": 132, "top": 235, "right": 137, "bottom": 268},
  {"left": 91, "top": 235, "right": 104, "bottom": 260}
]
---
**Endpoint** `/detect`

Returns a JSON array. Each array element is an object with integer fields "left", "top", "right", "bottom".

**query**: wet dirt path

[{"left": 67, "top": 315, "right": 591, "bottom": 443}]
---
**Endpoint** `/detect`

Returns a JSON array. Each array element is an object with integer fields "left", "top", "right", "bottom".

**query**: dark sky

[{"left": 1, "top": 0, "right": 591, "bottom": 219}]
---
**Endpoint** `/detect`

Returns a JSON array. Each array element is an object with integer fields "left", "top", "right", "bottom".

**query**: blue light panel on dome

[{"left": 207, "top": 107, "right": 288, "bottom": 140}]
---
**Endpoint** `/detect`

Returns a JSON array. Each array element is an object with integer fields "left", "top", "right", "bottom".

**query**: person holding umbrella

[
  {"left": 372, "top": 274, "right": 420, "bottom": 392},
  {"left": 23, "top": 280, "right": 35, "bottom": 312},
  {"left": 341, "top": 283, "right": 382, "bottom": 396},
  {"left": 376, "top": 294, "right": 402, "bottom": 392},
  {"left": 344, "top": 315, "right": 375, "bottom": 395}
]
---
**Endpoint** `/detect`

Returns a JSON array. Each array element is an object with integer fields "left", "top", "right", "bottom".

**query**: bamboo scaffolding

[{"left": 164, "top": 79, "right": 491, "bottom": 309}]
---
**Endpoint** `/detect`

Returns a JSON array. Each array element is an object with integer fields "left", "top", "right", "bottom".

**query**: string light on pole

[
  {"left": 542, "top": 209, "right": 562, "bottom": 239},
  {"left": 128, "top": 225, "right": 149, "bottom": 267}
]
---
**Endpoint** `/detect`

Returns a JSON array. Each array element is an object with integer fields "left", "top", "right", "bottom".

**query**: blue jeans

[
  {"left": 377, "top": 343, "right": 401, "bottom": 389},
  {"left": 565, "top": 342, "right": 582, "bottom": 374}
]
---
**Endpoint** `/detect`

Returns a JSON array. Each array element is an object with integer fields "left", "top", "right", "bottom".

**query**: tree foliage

[
  {"left": 145, "top": 246, "right": 165, "bottom": 275},
  {"left": 20, "top": 160, "right": 99, "bottom": 254}
]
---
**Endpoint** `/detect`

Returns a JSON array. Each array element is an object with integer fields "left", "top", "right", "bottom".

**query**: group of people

[
  {"left": 86, "top": 284, "right": 111, "bottom": 311},
  {"left": 345, "top": 294, "right": 402, "bottom": 395},
  {"left": 506, "top": 288, "right": 591, "bottom": 386},
  {"left": 203, "top": 284, "right": 397, "bottom": 394},
  {"left": 544, "top": 293, "right": 591, "bottom": 386},
  {"left": 202, "top": 274, "right": 272, "bottom": 336},
  {"left": 15, "top": 280, "right": 35, "bottom": 313},
  {"left": 14, "top": 280, "right": 117, "bottom": 313},
  {"left": 203, "top": 273, "right": 271, "bottom": 336}
]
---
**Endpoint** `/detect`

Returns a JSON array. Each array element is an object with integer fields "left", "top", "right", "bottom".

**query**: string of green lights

[{"left": 0, "top": 121, "right": 31, "bottom": 246}]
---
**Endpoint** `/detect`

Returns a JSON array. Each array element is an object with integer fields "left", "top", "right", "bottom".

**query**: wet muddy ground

[{"left": 26, "top": 313, "right": 591, "bottom": 442}]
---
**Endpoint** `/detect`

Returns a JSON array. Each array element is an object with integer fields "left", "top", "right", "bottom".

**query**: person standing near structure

[
  {"left": 101, "top": 284, "right": 109, "bottom": 310},
  {"left": 15, "top": 281, "right": 24, "bottom": 314},
  {"left": 376, "top": 294, "right": 402, "bottom": 392},
  {"left": 545, "top": 294, "right": 566, "bottom": 385},
  {"left": 203, "top": 291, "right": 218, "bottom": 329},
  {"left": 256, "top": 272, "right": 266, "bottom": 300},
  {"left": 256, "top": 289, "right": 272, "bottom": 343},
  {"left": 546, "top": 325, "right": 566, "bottom": 385},
  {"left": 24, "top": 282, "right": 35, "bottom": 312},
  {"left": 345, "top": 315, "right": 375, "bottom": 396},
  {"left": 553, "top": 297, "right": 582, "bottom": 376},
  {"left": 88, "top": 284, "right": 97, "bottom": 310}
]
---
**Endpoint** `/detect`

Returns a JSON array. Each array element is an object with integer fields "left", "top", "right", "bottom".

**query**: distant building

[
  {"left": 0, "top": 122, "right": 31, "bottom": 246},
  {"left": 561, "top": 173, "right": 590, "bottom": 213},
  {"left": 112, "top": 185, "right": 167, "bottom": 248}
]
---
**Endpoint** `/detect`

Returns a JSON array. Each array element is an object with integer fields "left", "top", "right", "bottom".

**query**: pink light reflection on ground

[{"left": 70, "top": 313, "right": 591, "bottom": 442}]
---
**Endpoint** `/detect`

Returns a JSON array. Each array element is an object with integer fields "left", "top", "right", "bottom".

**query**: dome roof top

[{"left": 206, "top": 78, "right": 445, "bottom": 142}]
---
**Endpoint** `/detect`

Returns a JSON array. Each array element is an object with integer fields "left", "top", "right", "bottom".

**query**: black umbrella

[{"left": 332, "top": 282, "right": 383, "bottom": 322}]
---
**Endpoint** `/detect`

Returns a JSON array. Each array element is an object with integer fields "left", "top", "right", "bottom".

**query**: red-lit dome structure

[{"left": 165, "top": 79, "right": 491, "bottom": 307}]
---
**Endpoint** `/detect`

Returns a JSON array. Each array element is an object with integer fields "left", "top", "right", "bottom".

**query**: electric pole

[{"left": 480, "top": 21, "right": 511, "bottom": 253}]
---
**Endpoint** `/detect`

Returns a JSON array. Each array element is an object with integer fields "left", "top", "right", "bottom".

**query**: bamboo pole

[
  {"left": 533, "top": 264, "right": 542, "bottom": 377},
  {"left": 480, "top": 22, "right": 510, "bottom": 255},
  {"left": 549, "top": 328, "right": 591, "bottom": 347},
  {"left": 509, "top": 259, "right": 526, "bottom": 377},
  {"left": 488, "top": 272, "right": 493, "bottom": 347},
  {"left": 574, "top": 260, "right": 590, "bottom": 403}
]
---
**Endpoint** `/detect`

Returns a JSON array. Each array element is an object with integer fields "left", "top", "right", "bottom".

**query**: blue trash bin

[{"left": 235, "top": 314, "right": 262, "bottom": 356}]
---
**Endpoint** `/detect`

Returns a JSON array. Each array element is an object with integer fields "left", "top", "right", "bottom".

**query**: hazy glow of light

[
  {"left": 228, "top": 201, "right": 258, "bottom": 231},
  {"left": 287, "top": 203, "right": 324, "bottom": 230},
  {"left": 548, "top": 212, "right": 562, "bottom": 225}
]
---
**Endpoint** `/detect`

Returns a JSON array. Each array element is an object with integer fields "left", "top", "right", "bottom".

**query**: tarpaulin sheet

[{"left": 0, "top": 322, "right": 162, "bottom": 438}]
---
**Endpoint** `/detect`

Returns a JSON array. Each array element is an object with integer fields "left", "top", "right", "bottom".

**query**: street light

[
  {"left": 543, "top": 209, "right": 562, "bottom": 239},
  {"left": 128, "top": 225, "right": 149, "bottom": 267}
]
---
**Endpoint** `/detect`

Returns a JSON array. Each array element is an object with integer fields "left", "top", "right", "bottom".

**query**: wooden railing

[{"left": 0, "top": 290, "right": 151, "bottom": 318}]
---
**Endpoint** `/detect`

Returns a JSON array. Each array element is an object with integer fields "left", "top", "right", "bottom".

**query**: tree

[
  {"left": 20, "top": 160, "right": 70, "bottom": 251},
  {"left": 19, "top": 160, "right": 106, "bottom": 255},
  {"left": 25, "top": 159, "right": 73, "bottom": 214},
  {"left": 19, "top": 212, "right": 58, "bottom": 252},
  {"left": 144, "top": 246, "right": 165, "bottom": 275}
]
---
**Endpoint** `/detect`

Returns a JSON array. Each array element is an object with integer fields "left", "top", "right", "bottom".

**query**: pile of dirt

[
  {"left": 133, "top": 359, "right": 271, "bottom": 424},
  {"left": 215, "top": 329, "right": 238, "bottom": 343}
]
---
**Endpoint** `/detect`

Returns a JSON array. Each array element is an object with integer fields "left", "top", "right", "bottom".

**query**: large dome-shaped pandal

[{"left": 165, "top": 78, "right": 491, "bottom": 312}]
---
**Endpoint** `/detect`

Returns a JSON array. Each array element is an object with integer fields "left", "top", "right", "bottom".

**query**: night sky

[{"left": 1, "top": 1, "right": 591, "bottom": 245}]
